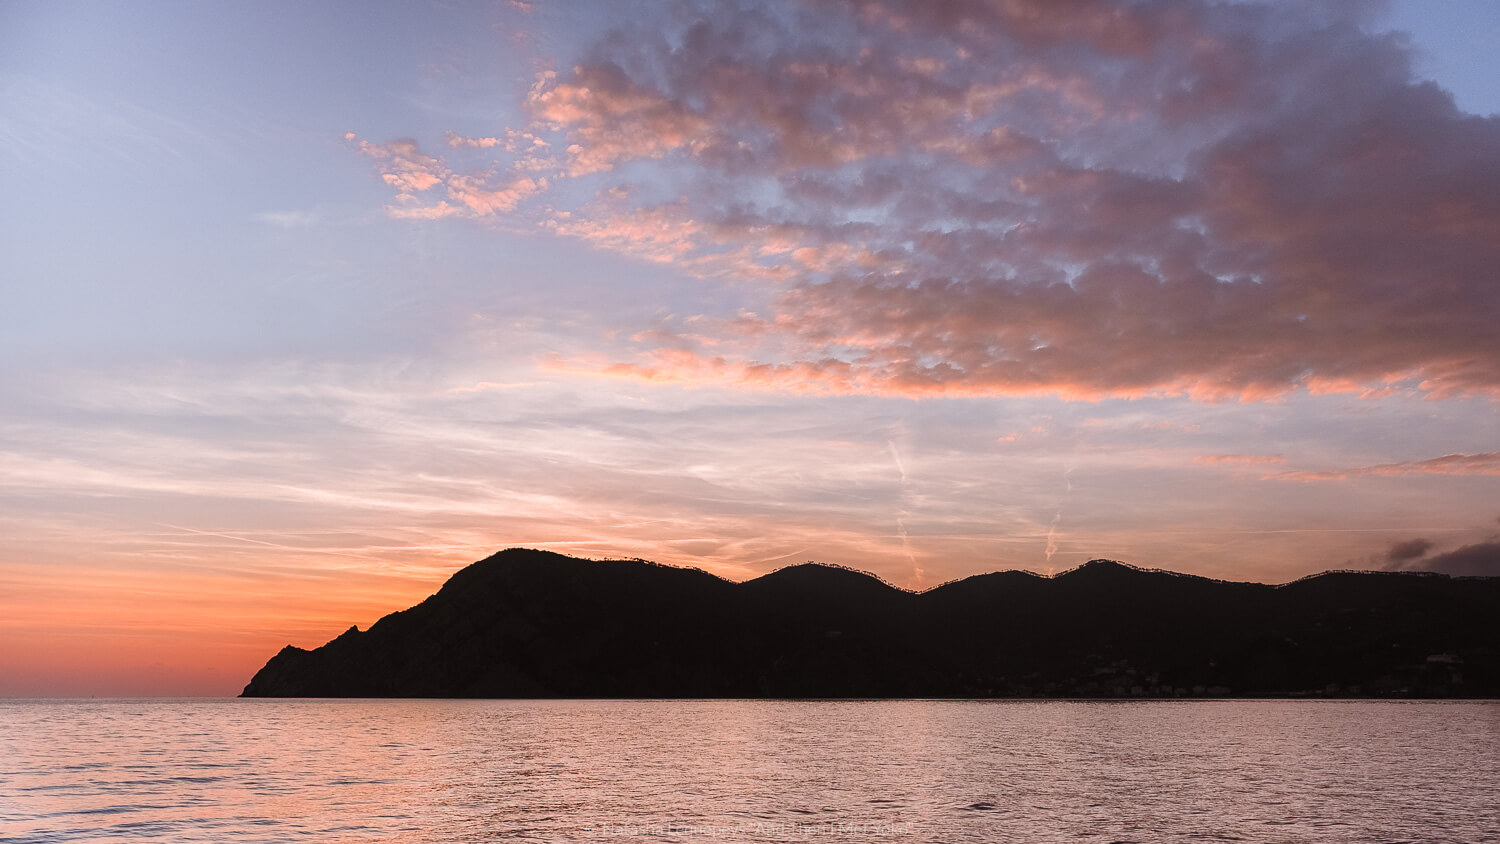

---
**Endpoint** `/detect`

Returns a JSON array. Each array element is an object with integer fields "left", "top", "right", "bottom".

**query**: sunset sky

[{"left": 3, "top": 0, "right": 1499, "bottom": 696}]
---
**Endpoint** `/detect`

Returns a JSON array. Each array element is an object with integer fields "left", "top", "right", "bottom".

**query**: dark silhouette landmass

[{"left": 241, "top": 549, "right": 1500, "bottom": 698}]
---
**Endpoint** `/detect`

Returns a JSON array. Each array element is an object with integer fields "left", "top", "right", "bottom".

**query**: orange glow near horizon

[
  {"left": 5, "top": 486, "right": 1496, "bottom": 697},
  {"left": 4, "top": 362, "right": 1497, "bottom": 697}
]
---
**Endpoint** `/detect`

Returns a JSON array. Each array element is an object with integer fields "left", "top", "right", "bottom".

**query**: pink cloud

[
  {"left": 444, "top": 129, "right": 552, "bottom": 161},
  {"left": 355, "top": 1, "right": 1500, "bottom": 401},
  {"left": 349, "top": 134, "right": 543, "bottom": 220},
  {"left": 1267, "top": 453, "right": 1500, "bottom": 483},
  {"left": 386, "top": 201, "right": 461, "bottom": 220},
  {"left": 445, "top": 132, "right": 502, "bottom": 149},
  {"left": 355, "top": 137, "right": 445, "bottom": 196},
  {"left": 546, "top": 204, "right": 706, "bottom": 264},
  {"left": 1194, "top": 454, "right": 1287, "bottom": 466},
  {"left": 445, "top": 172, "right": 542, "bottom": 215},
  {"left": 525, "top": 67, "right": 714, "bottom": 176}
]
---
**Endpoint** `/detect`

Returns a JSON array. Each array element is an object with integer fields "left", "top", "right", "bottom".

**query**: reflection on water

[{"left": 1, "top": 699, "right": 1497, "bottom": 842}]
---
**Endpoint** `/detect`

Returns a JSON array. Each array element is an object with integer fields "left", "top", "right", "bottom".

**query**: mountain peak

[
  {"left": 752, "top": 561, "right": 891, "bottom": 582},
  {"left": 1056, "top": 559, "right": 1142, "bottom": 578}
]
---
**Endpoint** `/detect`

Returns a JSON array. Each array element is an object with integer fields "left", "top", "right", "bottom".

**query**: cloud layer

[
  {"left": 1384, "top": 538, "right": 1500, "bottom": 577},
  {"left": 358, "top": 0, "right": 1500, "bottom": 402},
  {"left": 1268, "top": 452, "right": 1500, "bottom": 482}
]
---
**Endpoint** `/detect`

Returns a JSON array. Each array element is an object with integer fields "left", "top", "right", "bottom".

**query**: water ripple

[{"left": 0, "top": 699, "right": 1497, "bottom": 842}]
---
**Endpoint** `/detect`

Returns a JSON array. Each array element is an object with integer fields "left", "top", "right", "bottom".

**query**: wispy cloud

[
  {"left": 1195, "top": 454, "right": 1287, "bottom": 466},
  {"left": 254, "top": 209, "right": 322, "bottom": 228},
  {"left": 1268, "top": 452, "right": 1500, "bottom": 482}
]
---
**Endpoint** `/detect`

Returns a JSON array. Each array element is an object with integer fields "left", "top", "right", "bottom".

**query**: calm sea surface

[{"left": 1, "top": 699, "right": 1496, "bottom": 843}]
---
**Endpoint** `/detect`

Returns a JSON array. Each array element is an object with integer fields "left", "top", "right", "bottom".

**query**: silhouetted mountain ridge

[{"left": 242, "top": 548, "right": 1500, "bottom": 698}]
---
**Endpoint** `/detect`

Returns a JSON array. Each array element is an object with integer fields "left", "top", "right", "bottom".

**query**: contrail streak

[
  {"left": 887, "top": 439, "right": 925, "bottom": 588},
  {"left": 1044, "top": 465, "right": 1076, "bottom": 567}
]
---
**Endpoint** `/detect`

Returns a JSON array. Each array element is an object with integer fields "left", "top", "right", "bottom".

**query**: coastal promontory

[{"left": 242, "top": 548, "right": 1500, "bottom": 698}]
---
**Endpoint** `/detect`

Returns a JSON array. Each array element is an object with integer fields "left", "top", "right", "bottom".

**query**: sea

[{"left": 1, "top": 699, "right": 1496, "bottom": 843}]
